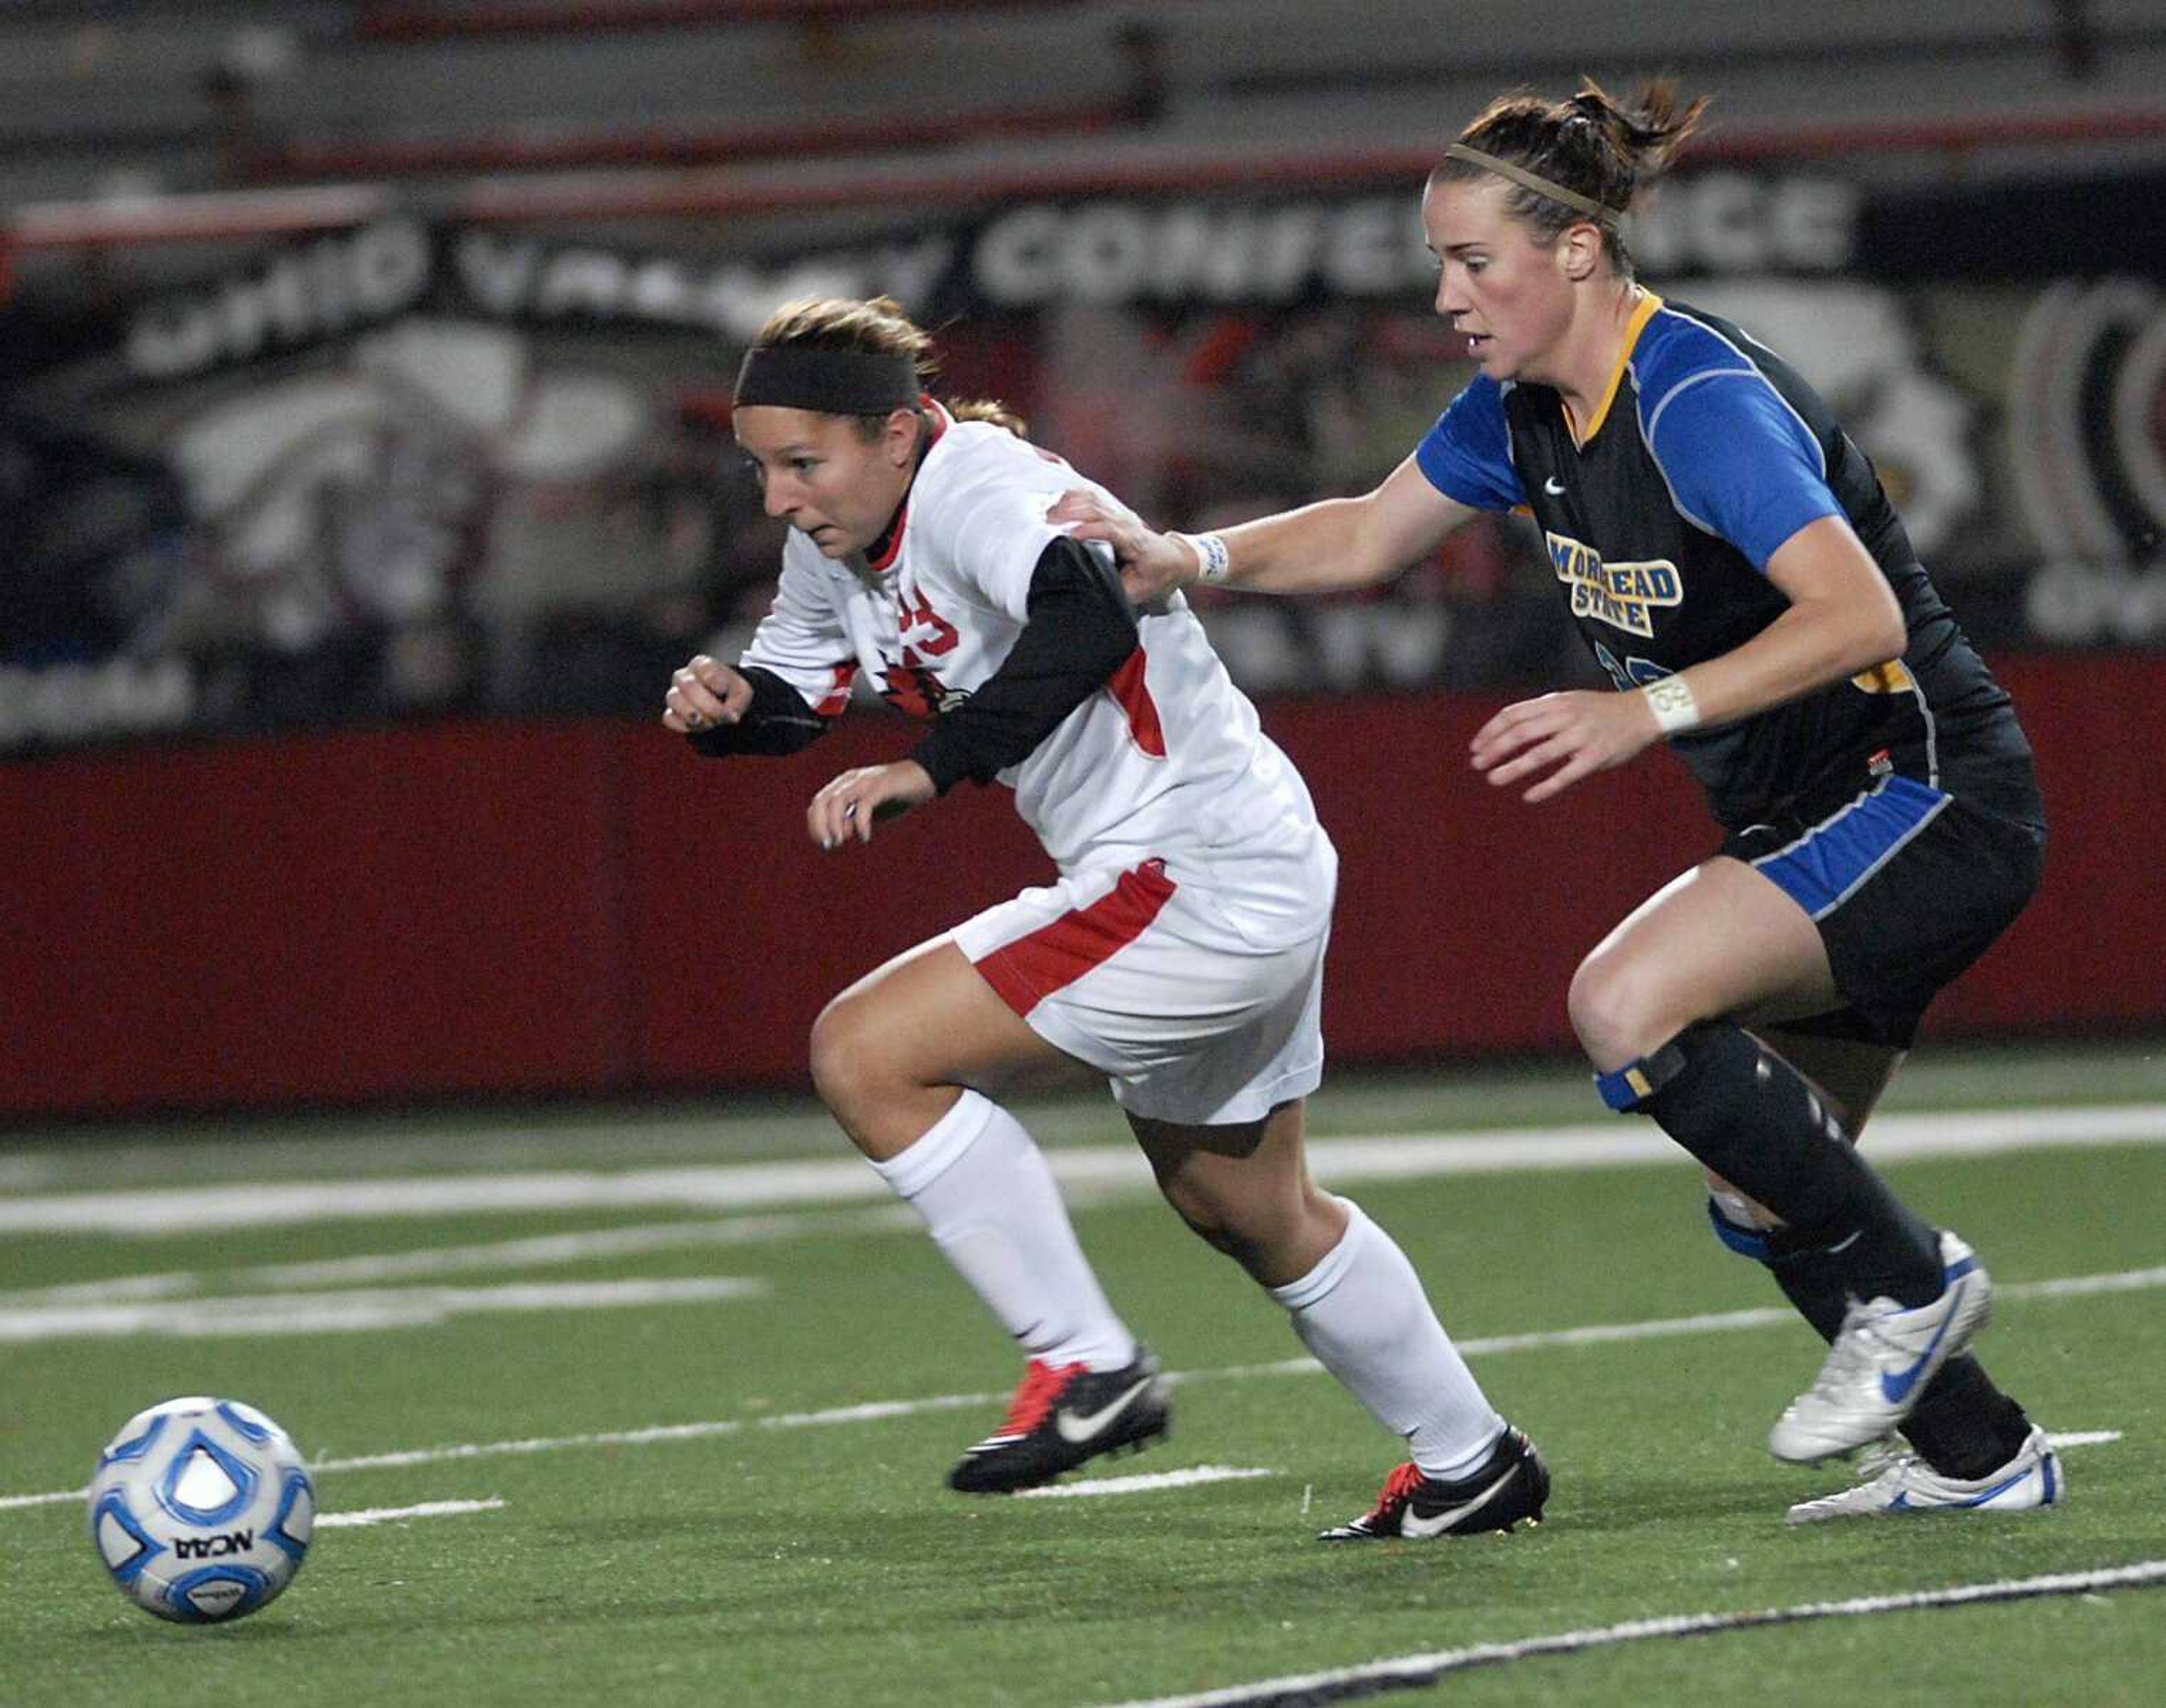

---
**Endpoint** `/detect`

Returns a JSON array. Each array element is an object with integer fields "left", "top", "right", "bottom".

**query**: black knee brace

[{"left": 1598, "top": 1022, "right": 1941, "bottom": 1303}]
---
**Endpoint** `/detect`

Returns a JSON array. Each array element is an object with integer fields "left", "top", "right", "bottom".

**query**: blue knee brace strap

[
  {"left": 1593, "top": 1038, "right": 1689, "bottom": 1113},
  {"left": 1706, "top": 1195, "right": 1773, "bottom": 1261}
]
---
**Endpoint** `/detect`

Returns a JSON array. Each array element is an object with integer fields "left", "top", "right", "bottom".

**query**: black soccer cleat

[
  {"left": 1319, "top": 1425, "right": 1550, "bottom": 1541},
  {"left": 946, "top": 1344, "right": 1172, "bottom": 1494}
]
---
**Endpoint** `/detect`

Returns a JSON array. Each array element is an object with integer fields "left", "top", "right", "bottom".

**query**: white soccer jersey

[{"left": 739, "top": 404, "right": 1333, "bottom": 948}]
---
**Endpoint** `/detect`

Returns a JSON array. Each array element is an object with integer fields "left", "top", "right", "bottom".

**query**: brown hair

[
  {"left": 1433, "top": 78, "right": 1707, "bottom": 276},
  {"left": 749, "top": 294, "right": 1028, "bottom": 438}
]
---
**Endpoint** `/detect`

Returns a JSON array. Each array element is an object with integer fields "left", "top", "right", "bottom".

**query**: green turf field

[{"left": 4, "top": 1040, "right": 2163, "bottom": 1707}]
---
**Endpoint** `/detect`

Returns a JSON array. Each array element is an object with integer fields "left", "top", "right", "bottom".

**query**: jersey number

[{"left": 897, "top": 591, "right": 959, "bottom": 658}]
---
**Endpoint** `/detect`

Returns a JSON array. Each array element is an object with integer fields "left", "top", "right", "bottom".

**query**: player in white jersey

[{"left": 663, "top": 296, "right": 1547, "bottom": 1534}]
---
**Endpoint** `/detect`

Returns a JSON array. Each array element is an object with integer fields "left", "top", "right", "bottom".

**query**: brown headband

[{"left": 1443, "top": 143, "right": 1623, "bottom": 229}]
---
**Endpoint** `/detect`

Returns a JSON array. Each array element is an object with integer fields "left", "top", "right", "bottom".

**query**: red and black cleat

[
  {"left": 947, "top": 1345, "right": 1172, "bottom": 1494},
  {"left": 1320, "top": 1425, "right": 1550, "bottom": 1541}
]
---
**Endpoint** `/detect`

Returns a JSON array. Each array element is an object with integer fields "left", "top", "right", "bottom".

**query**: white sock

[
  {"left": 869, "top": 1089, "right": 1135, "bottom": 1372},
  {"left": 1270, "top": 1197, "right": 1504, "bottom": 1480}
]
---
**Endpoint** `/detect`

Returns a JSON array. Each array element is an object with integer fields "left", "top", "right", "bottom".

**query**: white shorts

[{"left": 951, "top": 857, "right": 1328, "bottom": 1127}]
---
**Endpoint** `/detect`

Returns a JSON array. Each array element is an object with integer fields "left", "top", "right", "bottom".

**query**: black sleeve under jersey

[
  {"left": 910, "top": 535, "right": 1139, "bottom": 794},
  {"left": 685, "top": 665, "right": 830, "bottom": 758}
]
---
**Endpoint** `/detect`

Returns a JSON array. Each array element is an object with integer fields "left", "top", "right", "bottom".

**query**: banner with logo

[{"left": 3, "top": 166, "right": 2161, "bottom": 750}]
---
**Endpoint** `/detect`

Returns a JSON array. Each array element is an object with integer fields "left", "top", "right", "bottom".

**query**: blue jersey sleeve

[
  {"left": 1414, "top": 375, "right": 1525, "bottom": 512},
  {"left": 1644, "top": 372, "right": 1845, "bottom": 571}
]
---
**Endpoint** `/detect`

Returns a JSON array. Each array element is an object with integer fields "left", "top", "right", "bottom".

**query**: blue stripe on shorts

[{"left": 1749, "top": 774, "right": 1952, "bottom": 921}]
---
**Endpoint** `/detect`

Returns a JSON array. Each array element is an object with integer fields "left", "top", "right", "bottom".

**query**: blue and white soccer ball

[{"left": 86, "top": 1396, "right": 314, "bottom": 1623}]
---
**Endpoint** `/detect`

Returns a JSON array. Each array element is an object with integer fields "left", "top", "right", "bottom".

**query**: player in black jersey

[{"left": 1055, "top": 80, "right": 2060, "bottom": 1524}]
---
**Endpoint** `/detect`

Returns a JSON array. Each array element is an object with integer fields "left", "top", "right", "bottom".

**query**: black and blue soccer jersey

[{"left": 1416, "top": 294, "right": 2039, "bottom": 832}]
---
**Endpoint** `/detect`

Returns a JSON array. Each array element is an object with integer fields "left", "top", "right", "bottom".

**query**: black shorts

[{"left": 1719, "top": 774, "right": 2046, "bottom": 1049}]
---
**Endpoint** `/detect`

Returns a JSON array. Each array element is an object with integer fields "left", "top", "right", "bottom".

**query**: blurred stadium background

[{"left": 4, "top": 0, "right": 2165, "bottom": 1120}]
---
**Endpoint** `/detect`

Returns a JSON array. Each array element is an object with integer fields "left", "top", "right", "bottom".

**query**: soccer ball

[{"left": 86, "top": 1396, "right": 314, "bottom": 1623}]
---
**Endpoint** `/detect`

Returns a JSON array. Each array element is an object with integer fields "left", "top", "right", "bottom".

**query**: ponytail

[
  {"left": 949, "top": 398, "right": 1030, "bottom": 439},
  {"left": 1436, "top": 78, "right": 1709, "bottom": 275}
]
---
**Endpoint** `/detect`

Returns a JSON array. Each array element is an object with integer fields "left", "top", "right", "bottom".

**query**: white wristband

[
  {"left": 1641, "top": 675, "right": 1701, "bottom": 736},
  {"left": 1178, "top": 531, "right": 1231, "bottom": 584}
]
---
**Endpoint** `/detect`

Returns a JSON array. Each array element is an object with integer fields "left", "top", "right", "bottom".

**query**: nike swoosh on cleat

[
  {"left": 1878, "top": 1278, "right": 1970, "bottom": 1405},
  {"left": 1399, "top": 1468, "right": 1516, "bottom": 1538},
  {"left": 1054, "top": 1379, "right": 1154, "bottom": 1445}
]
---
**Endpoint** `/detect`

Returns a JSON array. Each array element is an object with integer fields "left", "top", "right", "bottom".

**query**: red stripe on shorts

[{"left": 974, "top": 859, "right": 1176, "bottom": 1016}]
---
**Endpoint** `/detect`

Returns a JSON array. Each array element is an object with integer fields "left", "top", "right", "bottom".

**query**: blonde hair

[
  {"left": 1434, "top": 78, "right": 1709, "bottom": 276},
  {"left": 750, "top": 295, "right": 1028, "bottom": 438}
]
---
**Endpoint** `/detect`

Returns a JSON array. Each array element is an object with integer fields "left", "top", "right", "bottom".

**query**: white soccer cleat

[
  {"left": 1785, "top": 1425, "right": 2063, "bottom": 1523},
  {"left": 1768, "top": 1231, "right": 1992, "bottom": 1463}
]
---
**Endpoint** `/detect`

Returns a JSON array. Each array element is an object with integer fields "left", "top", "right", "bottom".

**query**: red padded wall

[{"left": 5, "top": 655, "right": 2159, "bottom": 1117}]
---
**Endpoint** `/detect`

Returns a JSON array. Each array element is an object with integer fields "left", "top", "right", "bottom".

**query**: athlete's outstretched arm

[
  {"left": 1050, "top": 454, "right": 1480, "bottom": 602},
  {"left": 671, "top": 549, "right": 856, "bottom": 754},
  {"left": 1470, "top": 514, "right": 1908, "bottom": 803},
  {"left": 666, "top": 658, "right": 830, "bottom": 755}
]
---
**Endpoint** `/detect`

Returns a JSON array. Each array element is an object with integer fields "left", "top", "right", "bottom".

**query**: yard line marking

[
  {"left": 0, "top": 1261, "right": 2143, "bottom": 1514},
  {"left": 0, "top": 1394, "right": 1081, "bottom": 1509},
  {"left": 0, "top": 1277, "right": 766, "bottom": 1344},
  {"left": 7, "top": 1104, "right": 2164, "bottom": 1234},
  {"left": 1080, "top": 1560, "right": 2166, "bottom": 1708},
  {"left": 1, "top": 1207, "right": 921, "bottom": 1306},
  {"left": 0, "top": 1160, "right": 912, "bottom": 1234},
  {"left": 2048, "top": 1429, "right": 2122, "bottom": 1449},
  {"left": 1177, "top": 1266, "right": 2166, "bottom": 1377},
  {"left": 222, "top": 1390, "right": 1010, "bottom": 1486},
  {"left": 2011, "top": 1265, "right": 2166, "bottom": 1299},
  {"left": 1019, "top": 1467, "right": 1275, "bottom": 1500},
  {"left": 317, "top": 1499, "right": 504, "bottom": 1529}
]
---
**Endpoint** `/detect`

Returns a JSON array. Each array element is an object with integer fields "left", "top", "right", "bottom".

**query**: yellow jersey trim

[{"left": 1564, "top": 290, "right": 1665, "bottom": 450}]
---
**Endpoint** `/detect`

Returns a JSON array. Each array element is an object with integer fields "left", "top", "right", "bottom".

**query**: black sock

[
  {"left": 1904, "top": 1360, "right": 2036, "bottom": 1479},
  {"left": 1766, "top": 1237, "right": 2034, "bottom": 1480},
  {"left": 1639, "top": 1023, "right": 1942, "bottom": 1306}
]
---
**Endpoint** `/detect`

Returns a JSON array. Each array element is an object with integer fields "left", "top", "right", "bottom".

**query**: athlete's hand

[
  {"left": 663, "top": 654, "right": 753, "bottom": 734},
  {"left": 1470, "top": 689, "right": 1662, "bottom": 803},
  {"left": 807, "top": 761, "right": 936, "bottom": 849},
  {"left": 1047, "top": 489, "right": 1196, "bottom": 605}
]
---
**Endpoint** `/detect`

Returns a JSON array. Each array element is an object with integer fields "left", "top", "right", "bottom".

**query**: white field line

[
  {"left": 1082, "top": 1561, "right": 2166, "bottom": 1708},
  {"left": 1018, "top": 1467, "right": 1276, "bottom": 1499},
  {"left": 0, "top": 1277, "right": 767, "bottom": 1344},
  {"left": 316, "top": 1498, "right": 504, "bottom": 1529},
  {"left": 1170, "top": 1265, "right": 2166, "bottom": 1381},
  {"left": 2, "top": 1207, "right": 922, "bottom": 1307},
  {"left": 14, "top": 1119, "right": 2165, "bottom": 1314},
  {"left": 6, "top": 1103, "right": 2165, "bottom": 1235},
  {"left": 0, "top": 1264, "right": 2142, "bottom": 1515}
]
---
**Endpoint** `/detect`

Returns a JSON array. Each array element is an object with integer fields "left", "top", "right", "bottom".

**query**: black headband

[{"left": 733, "top": 345, "right": 921, "bottom": 415}]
